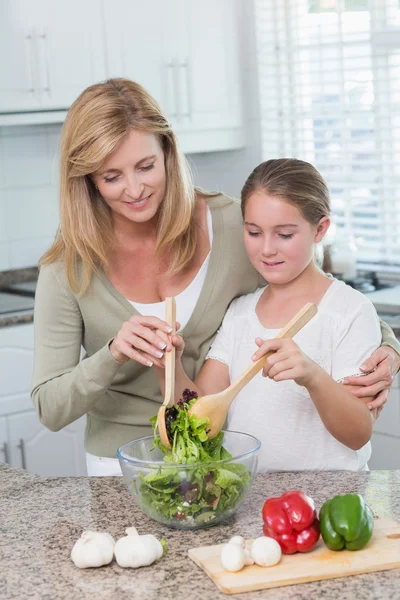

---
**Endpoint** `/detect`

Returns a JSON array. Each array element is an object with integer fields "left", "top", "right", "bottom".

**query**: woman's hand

[
  {"left": 153, "top": 330, "right": 185, "bottom": 367},
  {"left": 343, "top": 346, "right": 400, "bottom": 416},
  {"left": 109, "top": 315, "right": 174, "bottom": 367},
  {"left": 252, "top": 337, "right": 318, "bottom": 387}
]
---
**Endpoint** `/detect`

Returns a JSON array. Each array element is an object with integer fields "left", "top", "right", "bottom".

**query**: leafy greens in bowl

[{"left": 117, "top": 390, "right": 260, "bottom": 529}]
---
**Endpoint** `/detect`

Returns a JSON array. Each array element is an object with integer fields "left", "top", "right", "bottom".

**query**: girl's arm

[
  {"left": 252, "top": 336, "right": 374, "bottom": 451},
  {"left": 304, "top": 366, "right": 373, "bottom": 450}
]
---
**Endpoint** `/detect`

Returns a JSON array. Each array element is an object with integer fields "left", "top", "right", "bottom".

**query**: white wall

[
  {"left": 0, "top": 124, "right": 61, "bottom": 270},
  {"left": 0, "top": 1, "right": 262, "bottom": 271}
]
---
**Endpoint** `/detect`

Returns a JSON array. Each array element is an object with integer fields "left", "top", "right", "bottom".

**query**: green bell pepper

[{"left": 319, "top": 493, "right": 373, "bottom": 551}]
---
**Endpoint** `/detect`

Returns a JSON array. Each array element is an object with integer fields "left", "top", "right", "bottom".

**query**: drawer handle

[
  {"left": 1, "top": 442, "right": 9, "bottom": 464},
  {"left": 17, "top": 439, "right": 26, "bottom": 470}
]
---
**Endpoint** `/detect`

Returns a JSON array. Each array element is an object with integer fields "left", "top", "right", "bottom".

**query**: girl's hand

[
  {"left": 252, "top": 337, "right": 317, "bottom": 387},
  {"left": 109, "top": 315, "right": 175, "bottom": 367},
  {"left": 342, "top": 346, "right": 400, "bottom": 415}
]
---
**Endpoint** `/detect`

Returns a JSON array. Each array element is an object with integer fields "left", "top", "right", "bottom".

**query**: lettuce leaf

[{"left": 138, "top": 397, "right": 251, "bottom": 525}]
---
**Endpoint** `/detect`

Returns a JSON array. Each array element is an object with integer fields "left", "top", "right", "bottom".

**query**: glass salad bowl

[{"left": 117, "top": 430, "right": 260, "bottom": 529}]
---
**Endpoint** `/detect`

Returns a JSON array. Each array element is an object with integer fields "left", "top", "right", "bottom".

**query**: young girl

[{"left": 157, "top": 158, "right": 381, "bottom": 472}]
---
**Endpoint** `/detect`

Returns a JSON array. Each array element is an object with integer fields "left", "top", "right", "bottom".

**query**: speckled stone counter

[
  {"left": 1, "top": 464, "right": 399, "bottom": 600},
  {"left": 0, "top": 267, "right": 37, "bottom": 328},
  {"left": 0, "top": 310, "right": 34, "bottom": 327}
]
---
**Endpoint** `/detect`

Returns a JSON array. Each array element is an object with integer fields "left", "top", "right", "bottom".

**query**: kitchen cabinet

[
  {"left": 0, "top": 0, "right": 106, "bottom": 113},
  {"left": 369, "top": 372, "right": 400, "bottom": 470},
  {"left": 103, "top": 0, "right": 244, "bottom": 152},
  {"left": 0, "top": 323, "right": 87, "bottom": 476},
  {"left": 0, "top": 416, "right": 8, "bottom": 465},
  {"left": 7, "top": 409, "right": 86, "bottom": 477}
]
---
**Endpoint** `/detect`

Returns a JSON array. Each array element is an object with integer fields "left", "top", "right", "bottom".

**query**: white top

[
  {"left": 127, "top": 208, "right": 213, "bottom": 330},
  {"left": 207, "top": 279, "right": 381, "bottom": 472}
]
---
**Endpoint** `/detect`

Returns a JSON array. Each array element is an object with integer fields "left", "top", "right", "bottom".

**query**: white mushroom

[
  {"left": 243, "top": 547, "right": 255, "bottom": 566},
  {"left": 228, "top": 535, "right": 245, "bottom": 547},
  {"left": 220, "top": 542, "right": 246, "bottom": 572},
  {"left": 250, "top": 536, "right": 282, "bottom": 567}
]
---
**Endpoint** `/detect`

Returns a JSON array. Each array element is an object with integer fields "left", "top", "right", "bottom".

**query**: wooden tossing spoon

[
  {"left": 157, "top": 296, "right": 176, "bottom": 450},
  {"left": 188, "top": 302, "right": 318, "bottom": 440}
]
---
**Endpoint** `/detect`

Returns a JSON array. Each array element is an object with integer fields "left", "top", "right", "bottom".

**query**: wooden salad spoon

[
  {"left": 157, "top": 296, "right": 176, "bottom": 450},
  {"left": 188, "top": 302, "right": 318, "bottom": 440}
]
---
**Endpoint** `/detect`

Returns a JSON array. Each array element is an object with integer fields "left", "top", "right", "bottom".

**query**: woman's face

[
  {"left": 91, "top": 130, "right": 166, "bottom": 227},
  {"left": 244, "top": 190, "right": 328, "bottom": 284}
]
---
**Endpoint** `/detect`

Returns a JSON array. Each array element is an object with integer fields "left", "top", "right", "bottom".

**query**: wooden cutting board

[{"left": 188, "top": 517, "right": 400, "bottom": 595}]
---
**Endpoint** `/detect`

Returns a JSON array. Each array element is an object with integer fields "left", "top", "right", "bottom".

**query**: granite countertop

[
  {"left": 0, "top": 268, "right": 37, "bottom": 328},
  {"left": 1, "top": 463, "right": 399, "bottom": 600}
]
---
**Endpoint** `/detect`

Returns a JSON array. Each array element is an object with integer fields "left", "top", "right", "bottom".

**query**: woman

[{"left": 31, "top": 78, "right": 400, "bottom": 476}]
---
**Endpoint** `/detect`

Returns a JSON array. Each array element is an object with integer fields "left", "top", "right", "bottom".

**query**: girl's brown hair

[
  {"left": 41, "top": 78, "right": 213, "bottom": 293},
  {"left": 241, "top": 158, "right": 330, "bottom": 224}
]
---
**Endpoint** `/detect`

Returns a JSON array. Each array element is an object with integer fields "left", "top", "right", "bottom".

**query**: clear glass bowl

[{"left": 117, "top": 430, "right": 260, "bottom": 529}]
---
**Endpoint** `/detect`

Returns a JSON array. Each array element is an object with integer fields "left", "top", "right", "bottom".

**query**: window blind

[{"left": 254, "top": 0, "right": 400, "bottom": 266}]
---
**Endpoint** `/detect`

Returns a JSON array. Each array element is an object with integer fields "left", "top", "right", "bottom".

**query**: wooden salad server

[
  {"left": 157, "top": 296, "right": 176, "bottom": 450},
  {"left": 188, "top": 302, "right": 318, "bottom": 440}
]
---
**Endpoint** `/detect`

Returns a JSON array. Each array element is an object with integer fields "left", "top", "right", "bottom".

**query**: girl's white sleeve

[
  {"left": 331, "top": 300, "right": 381, "bottom": 382},
  {"left": 205, "top": 302, "right": 236, "bottom": 366}
]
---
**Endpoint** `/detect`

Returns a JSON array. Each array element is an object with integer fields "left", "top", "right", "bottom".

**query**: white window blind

[{"left": 255, "top": 0, "right": 400, "bottom": 267}]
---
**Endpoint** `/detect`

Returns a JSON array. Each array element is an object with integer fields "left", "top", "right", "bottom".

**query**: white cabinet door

[
  {"left": 103, "top": 0, "right": 167, "bottom": 113},
  {"left": 179, "top": 0, "right": 243, "bottom": 133},
  {"left": 0, "top": 323, "right": 86, "bottom": 476},
  {"left": 373, "top": 375, "right": 400, "bottom": 438},
  {"left": 0, "top": 417, "right": 9, "bottom": 465},
  {"left": 0, "top": 323, "right": 34, "bottom": 416},
  {"left": 0, "top": 1, "right": 42, "bottom": 112},
  {"left": 369, "top": 373, "right": 400, "bottom": 469},
  {"left": 36, "top": 0, "right": 106, "bottom": 110},
  {"left": 0, "top": 0, "right": 106, "bottom": 112},
  {"left": 369, "top": 433, "right": 400, "bottom": 470},
  {"left": 8, "top": 410, "right": 87, "bottom": 476},
  {"left": 102, "top": 0, "right": 244, "bottom": 151}
]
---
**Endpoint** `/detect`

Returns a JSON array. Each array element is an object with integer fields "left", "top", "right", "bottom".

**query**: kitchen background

[{"left": 0, "top": 0, "right": 399, "bottom": 476}]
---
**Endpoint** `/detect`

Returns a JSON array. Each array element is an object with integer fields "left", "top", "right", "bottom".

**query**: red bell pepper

[{"left": 262, "top": 490, "right": 320, "bottom": 554}]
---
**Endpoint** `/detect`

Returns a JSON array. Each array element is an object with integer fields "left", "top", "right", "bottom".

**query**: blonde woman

[{"left": 31, "top": 79, "right": 400, "bottom": 476}]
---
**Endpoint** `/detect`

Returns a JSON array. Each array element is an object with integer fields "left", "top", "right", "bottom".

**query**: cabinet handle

[
  {"left": 17, "top": 439, "right": 26, "bottom": 470},
  {"left": 1, "top": 442, "right": 9, "bottom": 464},
  {"left": 25, "top": 31, "right": 35, "bottom": 93},
  {"left": 180, "top": 61, "right": 192, "bottom": 120},
  {"left": 167, "top": 60, "right": 179, "bottom": 119},
  {"left": 40, "top": 30, "right": 51, "bottom": 94}
]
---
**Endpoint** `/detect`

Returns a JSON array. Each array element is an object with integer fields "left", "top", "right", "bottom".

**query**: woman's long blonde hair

[{"left": 42, "top": 78, "right": 207, "bottom": 293}]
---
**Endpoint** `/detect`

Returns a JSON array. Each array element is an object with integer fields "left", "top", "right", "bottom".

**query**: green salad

[{"left": 137, "top": 389, "right": 251, "bottom": 526}]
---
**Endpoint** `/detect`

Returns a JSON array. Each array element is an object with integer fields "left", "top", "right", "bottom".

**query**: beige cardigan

[
  {"left": 31, "top": 194, "right": 400, "bottom": 457},
  {"left": 31, "top": 195, "right": 261, "bottom": 456}
]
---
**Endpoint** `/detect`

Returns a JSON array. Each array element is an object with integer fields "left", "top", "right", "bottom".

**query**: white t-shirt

[
  {"left": 206, "top": 279, "right": 381, "bottom": 472},
  {"left": 127, "top": 207, "right": 213, "bottom": 331}
]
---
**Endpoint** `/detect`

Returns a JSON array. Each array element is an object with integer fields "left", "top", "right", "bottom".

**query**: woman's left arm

[{"left": 344, "top": 319, "right": 400, "bottom": 414}]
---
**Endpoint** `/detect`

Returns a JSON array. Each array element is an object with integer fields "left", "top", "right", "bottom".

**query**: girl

[{"left": 157, "top": 159, "right": 383, "bottom": 471}]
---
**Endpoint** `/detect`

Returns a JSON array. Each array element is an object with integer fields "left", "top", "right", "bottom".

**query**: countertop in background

[
  {"left": 0, "top": 463, "right": 400, "bottom": 600},
  {"left": 0, "top": 268, "right": 37, "bottom": 327},
  {"left": 0, "top": 269, "right": 399, "bottom": 335}
]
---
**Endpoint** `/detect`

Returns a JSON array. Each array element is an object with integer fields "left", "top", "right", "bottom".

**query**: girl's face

[
  {"left": 244, "top": 190, "right": 329, "bottom": 284},
  {"left": 91, "top": 130, "right": 166, "bottom": 227}
]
